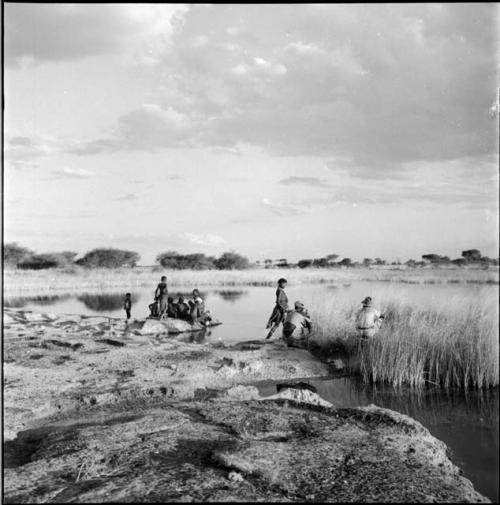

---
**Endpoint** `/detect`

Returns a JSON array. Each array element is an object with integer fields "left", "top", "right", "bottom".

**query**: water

[
  {"left": 5, "top": 282, "right": 499, "bottom": 501},
  {"left": 258, "top": 377, "right": 499, "bottom": 502},
  {"left": 5, "top": 281, "right": 497, "bottom": 344}
]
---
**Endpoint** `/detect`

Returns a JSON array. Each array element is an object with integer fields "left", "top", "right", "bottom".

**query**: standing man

[
  {"left": 355, "top": 297, "right": 384, "bottom": 339},
  {"left": 266, "top": 278, "right": 289, "bottom": 339},
  {"left": 155, "top": 276, "right": 169, "bottom": 319}
]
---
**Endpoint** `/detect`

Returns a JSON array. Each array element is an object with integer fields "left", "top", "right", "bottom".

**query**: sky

[{"left": 3, "top": 3, "right": 499, "bottom": 264}]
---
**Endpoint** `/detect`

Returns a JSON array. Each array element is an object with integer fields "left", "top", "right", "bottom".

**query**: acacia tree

[
  {"left": 76, "top": 248, "right": 140, "bottom": 268},
  {"left": 213, "top": 251, "right": 250, "bottom": 270},
  {"left": 3, "top": 243, "right": 34, "bottom": 267},
  {"left": 462, "top": 249, "right": 482, "bottom": 262},
  {"left": 156, "top": 251, "right": 215, "bottom": 270}
]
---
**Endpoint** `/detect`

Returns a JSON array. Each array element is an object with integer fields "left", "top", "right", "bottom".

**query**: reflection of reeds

[
  {"left": 3, "top": 266, "right": 498, "bottom": 297},
  {"left": 310, "top": 289, "right": 499, "bottom": 389}
]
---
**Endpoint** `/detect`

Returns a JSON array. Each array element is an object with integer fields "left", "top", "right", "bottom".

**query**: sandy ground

[{"left": 2, "top": 308, "right": 490, "bottom": 503}]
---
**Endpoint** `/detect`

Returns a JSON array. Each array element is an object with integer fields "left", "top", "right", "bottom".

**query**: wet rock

[
  {"left": 263, "top": 389, "right": 333, "bottom": 408},
  {"left": 228, "top": 471, "right": 244, "bottom": 483},
  {"left": 222, "top": 385, "right": 261, "bottom": 401},
  {"left": 277, "top": 381, "right": 317, "bottom": 394},
  {"left": 55, "top": 314, "right": 82, "bottom": 324},
  {"left": 23, "top": 312, "right": 45, "bottom": 322},
  {"left": 329, "top": 358, "right": 347, "bottom": 370},
  {"left": 80, "top": 316, "right": 109, "bottom": 326},
  {"left": 96, "top": 338, "right": 125, "bottom": 347}
]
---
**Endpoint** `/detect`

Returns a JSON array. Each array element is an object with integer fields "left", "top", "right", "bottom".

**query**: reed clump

[{"left": 309, "top": 289, "right": 499, "bottom": 389}]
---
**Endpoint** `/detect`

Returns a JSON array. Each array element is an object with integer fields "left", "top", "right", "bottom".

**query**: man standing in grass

[
  {"left": 266, "top": 278, "right": 289, "bottom": 339},
  {"left": 355, "top": 297, "right": 384, "bottom": 339},
  {"left": 155, "top": 276, "right": 169, "bottom": 319}
]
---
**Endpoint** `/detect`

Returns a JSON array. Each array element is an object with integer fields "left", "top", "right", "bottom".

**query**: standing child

[
  {"left": 266, "top": 278, "right": 288, "bottom": 339},
  {"left": 155, "top": 276, "right": 169, "bottom": 318},
  {"left": 124, "top": 293, "right": 132, "bottom": 321}
]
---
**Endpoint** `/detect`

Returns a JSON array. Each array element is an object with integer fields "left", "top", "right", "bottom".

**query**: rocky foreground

[{"left": 3, "top": 308, "right": 489, "bottom": 503}]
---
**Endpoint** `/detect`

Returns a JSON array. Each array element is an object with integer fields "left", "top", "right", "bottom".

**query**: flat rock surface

[{"left": 2, "top": 308, "right": 490, "bottom": 503}]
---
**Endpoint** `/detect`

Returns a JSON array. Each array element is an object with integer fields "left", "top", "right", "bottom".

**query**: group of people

[
  {"left": 123, "top": 276, "right": 212, "bottom": 325},
  {"left": 123, "top": 275, "right": 384, "bottom": 341},
  {"left": 265, "top": 277, "right": 384, "bottom": 345}
]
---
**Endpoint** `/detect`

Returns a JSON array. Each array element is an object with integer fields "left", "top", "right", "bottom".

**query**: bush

[
  {"left": 3, "top": 243, "right": 35, "bottom": 267},
  {"left": 213, "top": 251, "right": 250, "bottom": 270},
  {"left": 156, "top": 251, "right": 215, "bottom": 270},
  {"left": 76, "top": 248, "right": 140, "bottom": 268}
]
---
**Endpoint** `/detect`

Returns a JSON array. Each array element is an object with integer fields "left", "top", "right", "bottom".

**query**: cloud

[
  {"left": 261, "top": 198, "right": 313, "bottom": 216},
  {"left": 183, "top": 232, "right": 226, "bottom": 247},
  {"left": 10, "top": 4, "right": 496, "bottom": 176},
  {"left": 278, "top": 176, "right": 330, "bottom": 188},
  {"left": 50, "top": 167, "right": 95, "bottom": 179},
  {"left": 115, "top": 193, "right": 138, "bottom": 201},
  {"left": 4, "top": 4, "right": 188, "bottom": 67}
]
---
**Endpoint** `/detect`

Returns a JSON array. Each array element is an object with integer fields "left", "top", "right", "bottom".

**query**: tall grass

[
  {"left": 3, "top": 265, "right": 498, "bottom": 297},
  {"left": 309, "top": 287, "right": 499, "bottom": 389}
]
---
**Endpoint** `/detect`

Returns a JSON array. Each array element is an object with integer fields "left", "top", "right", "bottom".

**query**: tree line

[
  {"left": 3, "top": 243, "right": 250, "bottom": 270},
  {"left": 3, "top": 243, "right": 498, "bottom": 270}
]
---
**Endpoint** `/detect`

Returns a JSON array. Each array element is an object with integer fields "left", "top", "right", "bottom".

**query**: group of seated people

[{"left": 149, "top": 288, "right": 212, "bottom": 326}]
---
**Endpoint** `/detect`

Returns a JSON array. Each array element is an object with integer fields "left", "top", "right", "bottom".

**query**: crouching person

[
  {"left": 355, "top": 297, "right": 384, "bottom": 339},
  {"left": 282, "top": 301, "right": 312, "bottom": 348}
]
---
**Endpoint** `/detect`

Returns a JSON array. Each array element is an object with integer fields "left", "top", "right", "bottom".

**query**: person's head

[
  {"left": 192, "top": 289, "right": 200, "bottom": 297},
  {"left": 362, "top": 297, "right": 372, "bottom": 307},
  {"left": 294, "top": 300, "right": 305, "bottom": 312},
  {"left": 161, "top": 276, "right": 167, "bottom": 282},
  {"left": 178, "top": 297, "right": 184, "bottom": 303},
  {"left": 278, "top": 278, "right": 287, "bottom": 288},
  {"left": 167, "top": 297, "right": 173, "bottom": 303},
  {"left": 125, "top": 293, "right": 131, "bottom": 298}
]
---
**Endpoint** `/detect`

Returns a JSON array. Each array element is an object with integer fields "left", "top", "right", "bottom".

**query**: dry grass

[
  {"left": 3, "top": 265, "right": 498, "bottom": 297},
  {"left": 309, "top": 287, "right": 499, "bottom": 389}
]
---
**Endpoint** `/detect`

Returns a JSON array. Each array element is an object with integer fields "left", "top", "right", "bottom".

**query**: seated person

[
  {"left": 189, "top": 289, "right": 212, "bottom": 325},
  {"left": 166, "top": 297, "right": 177, "bottom": 318},
  {"left": 148, "top": 300, "right": 159, "bottom": 318},
  {"left": 175, "top": 297, "right": 190, "bottom": 321},
  {"left": 282, "top": 301, "right": 312, "bottom": 346}
]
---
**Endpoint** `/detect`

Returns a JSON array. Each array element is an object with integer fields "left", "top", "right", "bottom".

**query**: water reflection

[
  {"left": 215, "top": 290, "right": 249, "bottom": 302},
  {"left": 3, "top": 294, "right": 70, "bottom": 308},
  {"left": 77, "top": 293, "right": 140, "bottom": 311}
]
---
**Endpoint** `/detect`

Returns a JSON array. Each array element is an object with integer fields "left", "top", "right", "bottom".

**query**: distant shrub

[
  {"left": 76, "top": 248, "right": 140, "bottom": 268},
  {"left": 213, "top": 251, "right": 250, "bottom": 270},
  {"left": 156, "top": 251, "right": 215, "bottom": 270},
  {"left": 298, "top": 259, "right": 313, "bottom": 269},
  {"left": 3, "top": 243, "right": 35, "bottom": 267}
]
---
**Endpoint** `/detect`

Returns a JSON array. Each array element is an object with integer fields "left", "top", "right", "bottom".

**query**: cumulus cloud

[
  {"left": 50, "top": 167, "right": 95, "bottom": 179},
  {"left": 261, "top": 198, "right": 313, "bottom": 216},
  {"left": 13, "top": 4, "right": 496, "bottom": 175},
  {"left": 183, "top": 232, "right": 226, "bottom": 247},
  {"left": 278, "top": 176, "right": 330, "bottom": 188},
  {"left": 115, "top": 193, "right": 138, "bottom": 201},
  {"left": 4, "top": 3, "right": 188, "bottom": 67}
]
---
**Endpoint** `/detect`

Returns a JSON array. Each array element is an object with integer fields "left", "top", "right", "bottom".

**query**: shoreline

[{"left": 3, "top": 307, "right": 491, "bottom": 502}]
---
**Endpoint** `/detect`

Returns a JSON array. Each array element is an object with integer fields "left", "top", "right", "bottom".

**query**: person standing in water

[
  {"left": 155, "top": 276, "right": 169, "bottom": 318},
  {"left": 355, "top": 297, "right": 384, "bottom": 339},
  {"left": 266, "top": 278, "right": 288, "bottom": 339},
  {"left": 123, "top": 293, "right": 132, "bottom": 321}
]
